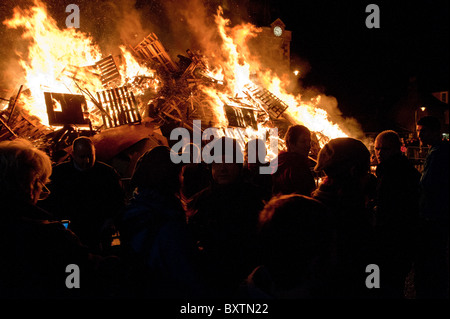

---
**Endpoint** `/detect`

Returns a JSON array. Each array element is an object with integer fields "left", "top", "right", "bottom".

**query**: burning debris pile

[{"left": 1, "top": 1, "right": 354, "bottom": 166}]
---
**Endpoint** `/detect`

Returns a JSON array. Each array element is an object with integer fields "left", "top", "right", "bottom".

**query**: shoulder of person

[
  {"left": 52, "top": 160, "right": 74, "bottom": 173},
  {"left": 95, "top": 161, "right": 121, "bottom": 175}
]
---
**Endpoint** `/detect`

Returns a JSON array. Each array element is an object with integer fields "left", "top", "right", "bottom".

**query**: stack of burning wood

[
  {"left": 0, "top": 86, "right": 53, "bottom": 148},
  {"left": 1, "top": 31, "right": 296, "bottom": 157}
]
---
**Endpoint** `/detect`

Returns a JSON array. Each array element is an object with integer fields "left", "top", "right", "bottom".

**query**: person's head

[
  {"left": 314, "top": 137, "right": 370, "bottom": 183},
  {"left": 0, "top": 138, "right": 52, "bottom": 204},
  {"left": 417, "top": 116, "right": 442, "bottom": 147},
  {"left": 258, "top": 194, "right": 332, "bottom": 273},
  {"left": 244, "top": 138, "right": 267, "bottom": 168},
  {"left": 72, "top": 136, "right": 95, "bottom": 171},
  {"left": 131, "top": 145, "right": 181, "bottom": 195},
  {"left": 284, "top": 125, "right": 311, "bottom": 157},
  {"left": 374, "top": 130, "right": 402, "bottom": 164},
  {"left": 209, "top": 137, "right": 244, "bottom": 186}
]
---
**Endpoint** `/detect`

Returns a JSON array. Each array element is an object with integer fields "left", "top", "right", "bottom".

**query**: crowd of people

[{"left": 0, "top": 115, "right": 448, "bottom": 299}]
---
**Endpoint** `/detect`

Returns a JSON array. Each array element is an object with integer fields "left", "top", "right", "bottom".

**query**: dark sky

[
  {"left": 266, "top": 1, "right": 450, "bottom": 129},
  {"left": 250, "top": 0, "right": 449, "bottom": 131}
]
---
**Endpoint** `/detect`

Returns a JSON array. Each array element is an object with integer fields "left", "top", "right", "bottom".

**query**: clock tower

[{"left": 250, "top": 18, "right": 292, "bottom": 75}]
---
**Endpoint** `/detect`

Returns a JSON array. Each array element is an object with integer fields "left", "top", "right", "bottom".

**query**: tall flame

[
  {"left": 4, "top": 0, "right": 102, "bottom": 125},
  {"left": 198, "top": 7, "right": 348, "bottom": 148},
  {"left": 3, "top": 1, "right": 351, "bottom": 149},
  {"left": 3, "top": 0, "right": 156, "bottom": 126}
]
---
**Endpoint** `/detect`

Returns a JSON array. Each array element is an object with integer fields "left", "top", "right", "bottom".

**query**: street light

[{"left": 415, "top": 106, "right": 427, "bottom": 133}]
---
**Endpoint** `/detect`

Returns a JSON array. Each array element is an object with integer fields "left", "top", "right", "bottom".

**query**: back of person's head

[
  {"left": 374, "top": 130, "right": 402, "bottom": 164},
  {"left": 244, "top": 138, "right": 267, "bottom": 166},
  {"left": 284, "top": 125, "right": 310, "bottom": 148},
  {"left": 206, "top": 136, "right": 244, "bottom": 186},
  {"left": 417, "top": 115, "right": 441, "bottom": 132},
  {"left": 0, "top": 138, "right": 52, "bottom": 204},
  {"left": 131, "top": 145, "right": 181, "bottom": 195},
  {"left": 417, "top": 116, "right": 442, "bottom": 146},
  {"left": 314, "top": 137, "right": 370, "bottom": 180},
  {"left": 284, "top": 125, "right": 311, "bottom": 154},
  {"left": 257, "top": 194, "right": 332, "bottom": 273},
  {"left": 72, "top": 136, "right": 95, "bottom": 171}
]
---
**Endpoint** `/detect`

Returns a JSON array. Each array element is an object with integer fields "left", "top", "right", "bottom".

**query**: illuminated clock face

[{"left": 274, "top": 26, "right": 282, "bottom": 36}]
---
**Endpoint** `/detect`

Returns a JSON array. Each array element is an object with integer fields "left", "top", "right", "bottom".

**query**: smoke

[
  {"left": 0, "top": 0, "right": 31, "bottom": 94},
  {"left": 71, "top": 0, "right": 154, "bottom": 55},
  {"left": 315, "top": 94, "right": 365, "bottom": 140}
]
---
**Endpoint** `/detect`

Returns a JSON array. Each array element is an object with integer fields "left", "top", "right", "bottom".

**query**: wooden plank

[
  {"left": 113, "top": 87, "right": 128, "bottom": 124},
  {"left": 118, "top": 87, "right": 132, "bottom": 123},
  {"left": 106, "top": 89, "right": 119, "bottom": 126},
  {"left": 123, "top": 86, "right": 140, "bottom": 123},
  {"left": 0, "top": 116, "right": 17, "bottom": 137},
  {"left": 97, "top": 91, "right": 107, "bottom": 127}
]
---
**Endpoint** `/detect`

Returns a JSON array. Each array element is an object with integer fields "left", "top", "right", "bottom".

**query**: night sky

[
  {"left": 1, "top": 0, "right": 448, "bottom": 133},
  {"left": 255, "top": 0, "right": 449, "bottom": 132}
]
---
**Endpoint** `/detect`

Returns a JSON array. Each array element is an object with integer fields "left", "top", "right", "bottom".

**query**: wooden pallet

[
  {"left": 96, "top": 86, "right": 141, "bottom": 129},
  {"left": 96, "top": 55, "right": 122, "bottom": 88},
  {"left": 133, "top": 33, "right": 179, "bottom": 73},
  {"left": 244, "top": 83, "right": 289, "bottom": 119},
  {"left": 0, "top": 106, "right": 52, "bottom": 143}
]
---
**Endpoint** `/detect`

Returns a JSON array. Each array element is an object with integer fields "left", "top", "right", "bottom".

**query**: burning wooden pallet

[
  {"left": 95, "top": 55, "right": 122, "bottom": 88},
  {"left": 244, "top": 83, "right": 289, "bottom": 119},
  {"left": 0, "top": 105, "right": 53, "bottom": 143},
  {"left": 223, "top": 101, "right": 259, "bottom": 130},
  {"left": 1, "top": 86, "right": 52, "bottom": 143},
  {"left": 133, "top": 33, "right": 179, "bottom": 73},
  {"left": 96, "top": 86, "right": 142, "bottom": 129}
]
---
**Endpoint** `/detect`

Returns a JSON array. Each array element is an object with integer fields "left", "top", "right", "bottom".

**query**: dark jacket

[
  {"left": 187, "top": 181, "right": 266, "bottom": 297},
  {"left": 272, "top": 151, "right": 316, "bottom": 196},
  {"left": 120, "top": 188, "right": 206, "bottom": 298},
  {"left": 40, "top": 160, "right": 125, "bottom": 249},
  {"left": 374, "top": 154, "right": 421, "bottom": 232},
  {"left": 419, "top": 140, "right": 449, "bottom": 222},
  {"left": 0, "top": 202, "right": 96, "bottom": 298},
  {"left": 312, "top": 179, "right": 375, "bottom": 298}
]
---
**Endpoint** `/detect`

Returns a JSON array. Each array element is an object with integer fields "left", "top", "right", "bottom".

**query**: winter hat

[{"left": 314, "top": 137, "right": 370, "bottom": 176}]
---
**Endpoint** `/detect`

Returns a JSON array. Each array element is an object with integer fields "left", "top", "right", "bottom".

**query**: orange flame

[
  {"left": 3, "top": 0, "right": 156, "bottom": 127},
  {"left": 197, "top": 7, "right": 348, "bottom": 148},
  {"left": 4, "top": 0, "right": 102, "bottom": 125},
  {"left": 4, "top": 1, "right": 351, "bottom": 150}
]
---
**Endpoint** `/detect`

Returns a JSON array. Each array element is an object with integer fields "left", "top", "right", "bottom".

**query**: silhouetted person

[
  {"left": 415, "top": 116, "right": 449, "bottom": 299},
  {"left": 243, "top": 138, "right": 272, "bottom": 200},
  {"left": 312, "top": 137, "right": 376, "bottom": 298},
  {"left": 372, "top": 130, "right": 421, "bottom": 298},
  {"left": 178, "top": 143, "right": 211, "bottom": 211},
  {"left": 0, "top": 138, "right": 106, "bottom": 298},
  {"left": 187, "top": 137, "right": 266, "bottom": 297},
  {"left": 272, "top": 125, "right": 316, "bottom": 196},
  {"left": 119, "top": 146, "right": 207, "bottom": 298},
  {"left": 41, "top": 136, "right": 125, "bottom": 253},
  {"left": 240, "top": 194, "right": 334, "bottom": 298}
]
